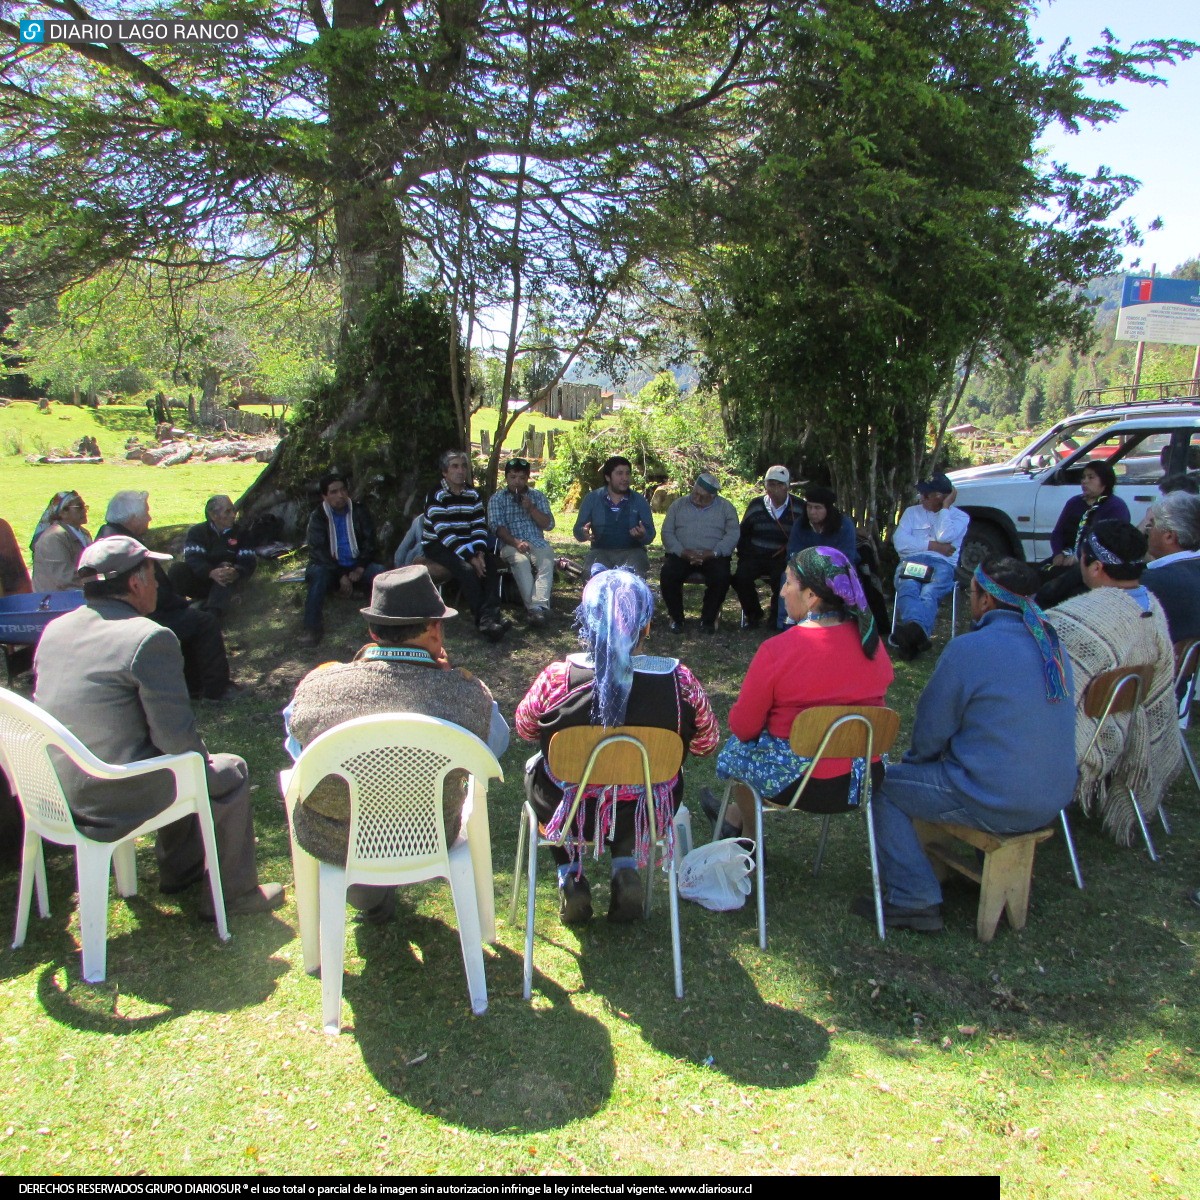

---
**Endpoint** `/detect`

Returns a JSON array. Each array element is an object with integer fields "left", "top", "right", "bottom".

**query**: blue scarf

[{"left": 973, "top": 566, "right": 1069, "bottom": 702}]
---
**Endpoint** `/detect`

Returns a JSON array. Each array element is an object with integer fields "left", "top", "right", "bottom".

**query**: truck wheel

[{"left": 959, "top": 521, "right": 1012, "bottom": 574}]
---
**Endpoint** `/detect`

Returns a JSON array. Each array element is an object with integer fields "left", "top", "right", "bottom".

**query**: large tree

[
  {"left": 1, "top": 1, "right": 773, "bottom": 528},
  {"left": 685, "top": 0, "right": 1195, "bottom": 531}
]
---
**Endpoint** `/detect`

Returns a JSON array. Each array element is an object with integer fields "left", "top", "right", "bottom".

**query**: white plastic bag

[{"left": 677, "top": 837, "right": 755, "bottom": 911}]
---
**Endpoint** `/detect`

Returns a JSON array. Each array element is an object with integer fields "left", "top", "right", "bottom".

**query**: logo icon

[{"left": 19, "top": 20, "right": 45, "bottom": 42}]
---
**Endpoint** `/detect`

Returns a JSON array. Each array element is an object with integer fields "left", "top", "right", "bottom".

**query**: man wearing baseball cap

[
  {"left": 34, "top": 536, "right": 284, "bottom": 918},
  {"left": 890, "top": 473, "right": 969, "bottom": 660},
  {"left": 731, "top": 465, "right": 804, "bottom": 630}
]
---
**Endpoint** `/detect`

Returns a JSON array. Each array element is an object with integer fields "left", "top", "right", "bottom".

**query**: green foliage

[
  {"left": 687, "top": 2, "right": 1196, "bottom": 529},
  {"left": 540, "top": 374, "right": 740, "bottom": 503},
  {"left": 275, "top": 286, "right": 460, "bottom": 529}
]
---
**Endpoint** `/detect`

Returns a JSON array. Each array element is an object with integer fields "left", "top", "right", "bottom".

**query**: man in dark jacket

[
  {"left": 1143, "top": 491, "right": 1200, "bottom": 643},
  {"left": 169, "top": 494, "right": 257, "bottom": 621},
  {"left": 730, "top": 465, "right": 803, "bottom": 629},
  {"left": 100, "top": 490, "right": 235, "bottom": 701},
  {"left": 301, "top": 471, "right": 384, "bottom": 647}
]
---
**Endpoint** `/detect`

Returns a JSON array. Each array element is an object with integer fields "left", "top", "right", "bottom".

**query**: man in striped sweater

[{"left": 421, "top": 449, "right": 509, "bottom": 642}]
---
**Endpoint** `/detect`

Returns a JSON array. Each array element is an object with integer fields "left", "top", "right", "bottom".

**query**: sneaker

[
  {"left": 200, "top": 882, "right": 285, "bottom": 921},
  {"left": 850, "top": 893, "right": 943, "bottom": 933},
  {"left": 608, "top": 867, "right": 645, "bottom": 923},
  {"left": 559, "top": 874, "right": 593, "bottom": 925},
  {"left": 298, "top": 628, "right": 323, "bottom": 648}
]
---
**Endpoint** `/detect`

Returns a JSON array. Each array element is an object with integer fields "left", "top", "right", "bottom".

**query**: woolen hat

[
  {"left": 76, "top": 535, "right": 171, "bottom": 581},
  {"left": 764, "top": 465, "right": 790, "bottom": 485},
  {"left": 360, "top": 565, "right": 457, "bottom": 625}
]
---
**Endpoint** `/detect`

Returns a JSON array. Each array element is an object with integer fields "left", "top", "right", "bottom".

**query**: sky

[{"left": 1028, "top": 0, "right": 1200, "bottom": 275}]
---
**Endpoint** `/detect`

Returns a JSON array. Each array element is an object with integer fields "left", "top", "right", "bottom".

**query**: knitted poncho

[{"left": 1047, "top": 587, "right": 1180, "bottom": 845}]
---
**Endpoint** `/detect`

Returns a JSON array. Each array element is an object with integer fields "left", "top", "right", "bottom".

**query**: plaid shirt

[{"left": 487, "top": 486, "right": 553, "bottom": 547}]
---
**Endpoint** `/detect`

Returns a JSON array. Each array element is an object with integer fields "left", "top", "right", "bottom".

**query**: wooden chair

[
  {"left": 712, "top": 706, "right": 900, "bottom": 945},
  {"left": 1059, "top": 663, "right": 1158, "bottom": 889},
  {"left": 1173, "top": 639, "right": 1200, "bottom": 796},
  {"left": 509, "top": 725, "right": 687, "bottom": 999},
  {"left": 914, "top": 820, "right": 1054, "bottom": 942}
]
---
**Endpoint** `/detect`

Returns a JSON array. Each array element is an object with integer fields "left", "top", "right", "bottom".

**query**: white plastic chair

[
  {"left": 509, "top": 725, "right": 687, "bottom": 1000},
  {"left": 711, "top": 706, "right": 899, "bottom": 947},
  {"left": 279, "top": 713, "right": 503, "bottom": 1034},
  {"left": 0, "top": 687, "right": 229, "bottom": 982}
]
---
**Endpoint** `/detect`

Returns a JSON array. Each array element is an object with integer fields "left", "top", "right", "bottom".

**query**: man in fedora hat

[
  {"left": 35, "top": 535, "right": 284, "bottom": 918},
  {"left": 284, "top": 565, "right": 509, "bottom": 921}
]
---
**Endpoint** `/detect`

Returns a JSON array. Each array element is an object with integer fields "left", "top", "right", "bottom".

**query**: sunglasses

[{"left": 506, "top": 460, "right": 531, "bottom": 472}]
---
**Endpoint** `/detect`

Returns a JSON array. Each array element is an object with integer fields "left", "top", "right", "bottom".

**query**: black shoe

[
  {"left": 900, "top": 622, "right": 929, "bottom": 658},
  {"left": 700, "top": 622, "right": 717, "bottom": 635},
  {"left": 608, "top": 867, "right": 644, "bottom": 923},
  {"left": 669, "top": 620, "right": 684, "bottom": 634},
  {"left": 353, "top": 891, "right": 398, "bottom": 925},
  {"left": 850, "top": 893, "right": 943, "bottom": 932},
  {"left": 742, "top": 617, "right": 762, "bottom": 631},
  {"left": 559, "top": 874, "right": 593, "bottom": 925},
  {"left": 526, "top": 608, "right": 547, "bottom": 628},
  {"left": 699, "top": 785, "right": 743, "bottom": 840},
  {"left": 298, "top": 628, "right": 323, "bottom": 648},
  {"left": 1188, "top": 887, "right": 1200, "bottom": 910},
  {"left": 160, "top": 860, "right": 206, "bottom": 895},
  {"left": 478, "top": 617, "right": 507, "bottom": 643}
]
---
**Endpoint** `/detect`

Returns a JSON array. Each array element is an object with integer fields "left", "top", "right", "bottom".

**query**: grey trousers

[{"left": 156, "top": 752, "right": 259, "bottom": 899}]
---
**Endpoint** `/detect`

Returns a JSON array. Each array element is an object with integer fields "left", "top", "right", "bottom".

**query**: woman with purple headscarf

[
  {"left": 515, "top": 569, "right": 719, "bottom": 926},
  {"left": 708, "top": 546, "right": 894, "bottom": 836}
]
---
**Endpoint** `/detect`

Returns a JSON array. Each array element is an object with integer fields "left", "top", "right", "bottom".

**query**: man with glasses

[{"left": 488, "top": 457, "right": 556, "bottom": 627}]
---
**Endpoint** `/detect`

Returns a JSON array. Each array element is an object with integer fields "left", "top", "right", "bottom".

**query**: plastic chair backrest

[
  {"left": 1082, "top": 664, "right": 1154, "bottom": 721},
  {"left": 0, "top": 687, "right": 94, "bottom": 838},
  {"left": 288, "top": 713, "right": 501, "bottom": 873},
  {"left": 789, "top": 706, "right": 901, "bottom": 759},
  {"left": 547, "top": 725, "right": 684, "bottom": 787}
]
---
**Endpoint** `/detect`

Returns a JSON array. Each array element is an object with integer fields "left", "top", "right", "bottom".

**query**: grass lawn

[
  {"left": 0, "top": 401, "right": 266, "bottom": 547},
  {"left": 0, "top": 413, "right": 1198, "bottom": 1182}
]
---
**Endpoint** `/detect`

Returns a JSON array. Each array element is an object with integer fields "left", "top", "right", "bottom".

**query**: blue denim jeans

[
  {"left": 893, "top": 553, "right": 957, "bottom": 638},
  {"left": 303, "top": 562, "right": 386, "bottom": 631},
  {"left": 871, "top": 760, "right": 1064, "bottom": 909}
]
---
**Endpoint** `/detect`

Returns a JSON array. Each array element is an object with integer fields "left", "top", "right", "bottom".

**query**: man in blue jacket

[
  {"left": 858, "top": 556, "right": 1077, "bottom": 931},
  {"left": 573, "top": 455, "right": 655, "bottom": 576}
]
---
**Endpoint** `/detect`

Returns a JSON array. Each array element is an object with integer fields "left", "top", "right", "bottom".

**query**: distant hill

[{"left": 567, "top": 362, "right": 700, "bottom": 395}]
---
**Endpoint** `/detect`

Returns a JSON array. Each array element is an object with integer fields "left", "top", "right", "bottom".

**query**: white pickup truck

[{"left": 949, "top": 398, "right": 1200, "bottom": 572}]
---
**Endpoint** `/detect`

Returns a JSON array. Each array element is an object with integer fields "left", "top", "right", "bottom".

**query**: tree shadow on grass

[
  {"left": 570, "top": 897, "right": 831, "bottom": 1090},
  {"left": 347, "top": 910, "right": 615, "bottom": 1133}
]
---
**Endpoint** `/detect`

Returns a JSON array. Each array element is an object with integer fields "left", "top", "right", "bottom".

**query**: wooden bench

[{"left": 913, "top": 819, "right": 1053, "bottom": 943}]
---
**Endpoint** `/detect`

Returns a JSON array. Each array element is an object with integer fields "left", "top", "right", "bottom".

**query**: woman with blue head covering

[
  {"left": 515, "top": 568, "right": 719, "bottom": 925},
  {"left": 709, "top": 546, "right": 894, "bottom": 837}
]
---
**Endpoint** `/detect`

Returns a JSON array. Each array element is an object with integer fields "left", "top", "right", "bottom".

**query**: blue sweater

[
  {"left": 786, "top": 515, "right": 858, "bottom": 564},
  {"left": 903, "top": 609, "right": 1077, "bottom": 821}
]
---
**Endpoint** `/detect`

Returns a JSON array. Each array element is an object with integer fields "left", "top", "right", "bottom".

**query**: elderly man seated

[
  {"left": 100, "top": 490, "right": 236, "bottom": 702},
  {"left": 35, "top": 535, "right": 283, "bottom": 917},
  {"left": 1143, "top": 491, "right": 1200, "bottom": 643},
  {"left": 659, "top": 472, "right": 739, "bottom": 634},
  {"left": 285, "top": 565, "right": 509, "bottom": 923},
  {"left": 169, "top": 494, "right": 257, "bottom": 621},
  {"left": 301, "top": 471, "right": 385, "bottom": 648},
  {"left": 731, "top": 465, "right": 803, "bottom": 630},
  {"left": 858, "top": 556, "right": 1076, "bottom": 932},
  {"left": 487, "top": 456, "right": 555, "bottom": 627},
  {"left": 890, "top": 473, "right": 969, "bottom": 661}
]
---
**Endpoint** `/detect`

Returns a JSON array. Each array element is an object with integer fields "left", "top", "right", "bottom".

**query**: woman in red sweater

[{"left": 709, "top": 546, "right": 893, "bottom": 835}]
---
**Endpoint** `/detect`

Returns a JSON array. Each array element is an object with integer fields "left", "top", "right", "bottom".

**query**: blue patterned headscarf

[
  {"left": 973, "top": 564, "right": 1070, "bottom": 702},
  {"left": 575, "top": 568, "right": 655, "bottom": 727},
  {"left": 789, "top": 545, "right": 879, "bottom": 658}
]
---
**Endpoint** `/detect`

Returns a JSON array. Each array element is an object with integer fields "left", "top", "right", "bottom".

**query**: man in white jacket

[{"left": 890, "top": 473, "right": 969, "bottom": 660}]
